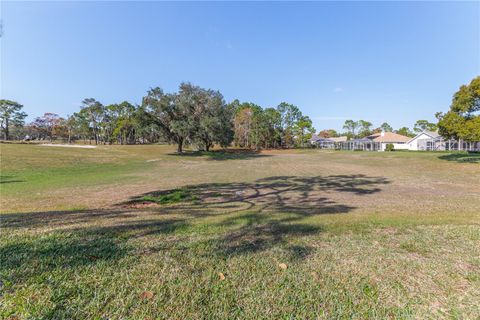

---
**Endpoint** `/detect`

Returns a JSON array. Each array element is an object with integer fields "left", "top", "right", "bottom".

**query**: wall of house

[{"left": 407, "top": 133, "right": 431, "bottom": 151}]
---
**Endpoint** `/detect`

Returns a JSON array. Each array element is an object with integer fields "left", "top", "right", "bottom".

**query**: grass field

[{"left": 1, "top": 144, "right": 479, "bottom": 319}]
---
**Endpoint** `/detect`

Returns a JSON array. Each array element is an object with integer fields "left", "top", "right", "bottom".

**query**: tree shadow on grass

[
  {"left": 122, "top": 174, "right": 390, "bottom": 258},
  {"left": 0, "top": 174, "right": 393, "bottom": 318},
  {"left": 211, "top": 212, "right": 321, "bottom": 259},
  {"left": 0, "top": 208, "right": 136, "bottom": 229},
  {"left": 123, "top": 174, "right": 389, "bottom": 215},
  {"left": 0, "top": 216, "right": 189, "bottom": 320},
  {"left": 0, "top": 213, "right": 187, "bottom": 292},
  {"left": 0, "top": 175, "right": 25, "bottom": 184},
  {"left": 438, "top": 152, "right": 480, "bottom": 163},
  {"left": 1, "top": 174, "right": 390, "bottom": 276},
  {"left": 167, "top": 149, "right": 273, "bottom": 161},
  {"left": 0, "top": 230, "right": 127, "bottom": 274}
]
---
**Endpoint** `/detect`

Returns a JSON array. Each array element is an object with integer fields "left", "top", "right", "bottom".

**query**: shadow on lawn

[
  {"left": 0, "top": 175, "right": 25, "bottom": 184},
  {"left": 0, "top": 229, "right": 127, "bottom": 274},
  {"left": 0, "top": 213, "right": 188, "bottom": 285},
  {"left": 1, "top": 174, "right": 390, "bottom": 276},
  {"left": 167, "top": 149, "right": 272, "bottom": 161},
  {"left": 438, "top": 152, "right": 480, "bottom": 163},
  {"left": 121, "top": 174, "right": 390, "bottom": 257}
]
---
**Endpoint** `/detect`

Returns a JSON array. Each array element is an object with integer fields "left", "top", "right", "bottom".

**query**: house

[
  {"left": 367, "top": 131, "right": 411, "bottom": 151},
  {"left": 310, "top": 135, "right": 348, "bottom": 149},
  {"left": 312, "top": 129, "right": 479, "bottom": 152},
  {"left": 337, "top": 131, "right": 410, "bottom": 151},
  {"left": 407, "top": 131, "right": 441, "bottom": 151},
  {"left": 408, "top": 130, "right": 480, "bottom": 151},
  {"left": 337, "top": 137, "right": 381, "bottom": 151}
]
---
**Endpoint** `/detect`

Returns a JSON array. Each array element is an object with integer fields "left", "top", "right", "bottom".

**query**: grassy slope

[{"left": 0, "top": 144, "right": 479, "bottom": 319}]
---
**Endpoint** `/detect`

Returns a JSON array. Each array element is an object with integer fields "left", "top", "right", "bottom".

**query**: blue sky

[{"left": 1, "top": 1, "right": 479, "bottom": 131}]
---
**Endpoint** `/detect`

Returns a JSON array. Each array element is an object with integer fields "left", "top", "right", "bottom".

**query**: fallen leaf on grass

[
  {"left": 278, "top": 263, "right": 288, "bottom": 270},
  {"left": 218, "top": 272, "right": 226, "bottom": 281},
  {"left": 140, "top": 291, "right": 155, "bottom": 300},
  {"left": 88, "top": 255, "right": 99, "bottom": 261}
]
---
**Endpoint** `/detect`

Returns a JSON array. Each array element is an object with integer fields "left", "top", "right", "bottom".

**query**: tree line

[
  {"left": 1, "top": 76, "right": 478, "bottom": 148},
  {"left": 0, "top": 83, "right": 314, "bottom": 151}
]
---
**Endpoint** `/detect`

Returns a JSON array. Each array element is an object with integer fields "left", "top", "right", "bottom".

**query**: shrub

[{"left": 385, "top": 143, "right": 395, "bottom": 152}]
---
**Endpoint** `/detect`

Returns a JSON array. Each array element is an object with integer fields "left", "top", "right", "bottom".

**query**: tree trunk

[
  {"left": 93, "top": 126, "right": 98, "bottom": 145},
  {"left": 4, "top": 118, "right": 9, "bottom": 140},
  {"left": 177, "top": 138, "right": 183, "bottom": 153},
  {"left": 204, "top": 139, "right": 212, "bottom": 152}
]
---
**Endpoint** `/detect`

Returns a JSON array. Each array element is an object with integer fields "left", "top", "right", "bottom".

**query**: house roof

[
  {"left": 310, "top": 135, "right": 348, "bottom": 143},
  {"left": 368, "top": 132, "right": 410, "bottom": 143},
  {"left": 310, "top": 134, "right": 321, "bottom": 142},
  {"left": 407, "top": 130, "right": 441, "bottom": 143},
  {"left": 330, "top": 136, "right": 348, "bottom": 142},
  {"left": 424, "top": 130, "right": 441, "bottom": 138},
  {"left": 351, "top": 137, "right": 373, "bottom": 143}
]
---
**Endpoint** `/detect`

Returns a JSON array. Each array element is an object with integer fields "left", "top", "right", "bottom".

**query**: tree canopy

[
  {"left": 141, "top": 83, "right": 235, "bottom": 152},
  {"left": 0, "top": 99, "right": 27, "bottom": 140},
  {"left": 231, "top": 101, "right": 314, "bottom": 149},
  {"left": 380, "top": 122, "right": 393, "bottom": 132},
  {"left": 342, "top": 120, "right": 359, "bottom": 139},
  {"left": 357, "top": 120, "right": 373, "bottom": 138},
  {"left": 437, "top": 76, "right": 480, "bottom": 142},
  {"left": 318, "top": 129, "right": 338, "bottom": 138},
  {"left": 413, "top": 120, "right": 437, "bottom": 133},
  {"left": 395, "top": 127, "right": 415, "bottom": 138},
  {"left": 342, "top": 120, "right": 372, "bottom": 138}
]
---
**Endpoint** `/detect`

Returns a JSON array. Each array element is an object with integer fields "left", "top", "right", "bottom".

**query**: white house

[
  {"left": 408, "top": 130, "right": 480, "bottom": 151},
  {"left": 407, "top": 131, "right": 441, "bottom": 151}
]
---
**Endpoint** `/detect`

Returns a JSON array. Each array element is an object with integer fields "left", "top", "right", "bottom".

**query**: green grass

[
  {"left": 1, "top": 144, "right": 479, "bottom": 319},
  {"left": 141, "top": 189, "right": 198, "bottom": 204},
  {"left": 437, "top": 151, "right": 480, "bottom": 163}
]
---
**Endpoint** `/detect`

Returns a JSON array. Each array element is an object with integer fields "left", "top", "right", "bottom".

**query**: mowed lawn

[{"left": 1, "top": 144, "right": 479, "bottom": 319}]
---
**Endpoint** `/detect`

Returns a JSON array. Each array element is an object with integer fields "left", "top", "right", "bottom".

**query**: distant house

[
  {"left": 312, "top": 129, "right": 479, "bottom": 152},
  {"left": 408, "top": 130, "right": 480, "bottom": 151},
  {"left": 337, "top": 137, "right": 381, "bottom": 151},
  {"left": 368, "top": 131, "right": 410, "bottom": 151},
  {"left": 337, "top": 131, "right": 410, "bottom": 151},
  {"left": 310, "top": 135, "right": 348, "bottom": 149},
  {"left": 407, "top": 131, "right": 442, "bottom": 151}
]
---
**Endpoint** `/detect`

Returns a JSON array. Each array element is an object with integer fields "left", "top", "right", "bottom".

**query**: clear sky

[{"left": 1, "top": 1, "right": 479, "bottom": 131}]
